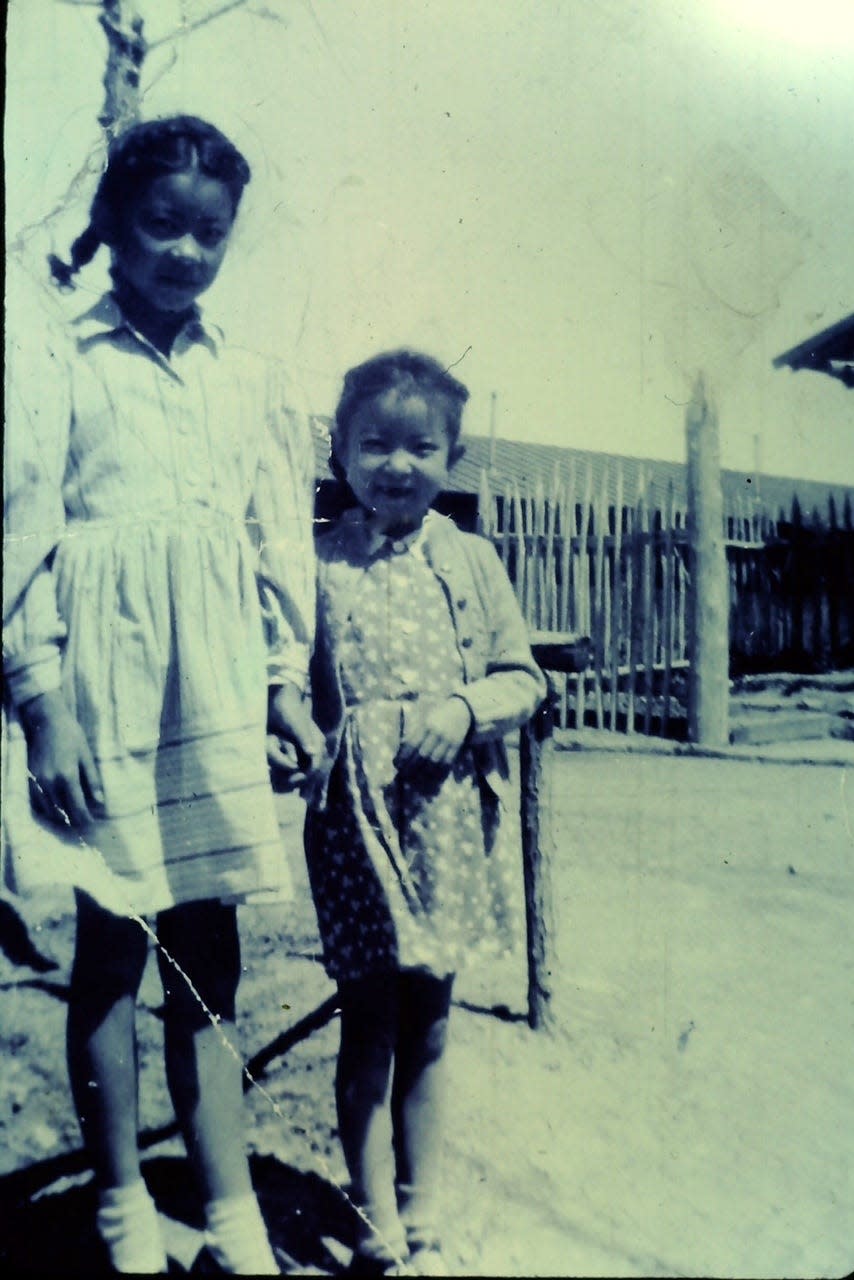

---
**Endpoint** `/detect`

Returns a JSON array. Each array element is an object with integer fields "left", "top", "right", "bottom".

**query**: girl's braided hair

[
  {"left": 330, "top": 349, "right": 469, "bottom": 480},
  {"left": 48, "top": 115, "right": 251, "bottom": 289}
]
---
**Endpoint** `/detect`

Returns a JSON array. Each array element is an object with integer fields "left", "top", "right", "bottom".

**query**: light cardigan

[{"left": 309, "top": 507, "right": 547, "bottom": 803}]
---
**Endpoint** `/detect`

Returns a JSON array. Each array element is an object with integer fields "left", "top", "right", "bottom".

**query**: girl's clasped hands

[{"left": 396, "top": 695, "right": 473, "bottom": 768}]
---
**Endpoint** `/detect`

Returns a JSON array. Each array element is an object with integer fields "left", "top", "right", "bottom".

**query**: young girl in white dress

[
  {"left": 3, "top": 116, "right": 323, "bottom": 1274},
  {"left": 306, "top": 351, "right": 545, "bottom": 1274}
]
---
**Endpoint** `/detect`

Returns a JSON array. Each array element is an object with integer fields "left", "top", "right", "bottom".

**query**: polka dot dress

[{"left": 305, "top": 537, "right": 519, "bottom": 982}]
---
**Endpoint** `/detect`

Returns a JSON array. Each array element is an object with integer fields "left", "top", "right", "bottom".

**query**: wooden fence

[
  {"left": 727, "top": 493, "right": 854, "bottom": 674},
  {"left": 478, "top": 467, "right": 854, "bottom": 737},
  {"left": 477, "top": 464, "right": 692, "bottom": 736}
]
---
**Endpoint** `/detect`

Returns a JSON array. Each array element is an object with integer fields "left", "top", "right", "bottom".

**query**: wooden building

[{"left": 773, "top": 312, "right": 854, "bottom": 389}]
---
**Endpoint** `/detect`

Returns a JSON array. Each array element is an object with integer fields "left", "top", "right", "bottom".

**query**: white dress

[{"left": 2, "top": 293, "right": 316, "bottom": 917}]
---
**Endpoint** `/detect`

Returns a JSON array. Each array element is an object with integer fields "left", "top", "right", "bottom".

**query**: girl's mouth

[
  {"left": 158, "top": 272, "right": 205, "bottom": 288},
  {"left": 376, "top": 484, "right": 413, "bottom": 498}
]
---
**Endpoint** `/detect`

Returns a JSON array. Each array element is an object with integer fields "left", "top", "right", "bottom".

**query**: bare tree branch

[
  {"left": 10, "top": 1, "right": 142, "bottom": 273},
  {"left": 98, "top": 0, "right": 147, "bottom": 138},
  {"left": 148, "top": 0, "right": 252, "bottom": 50},
  {"left": 246, "top": 2, "right": 288, "bottom": 22},
  {"left": 141, "top": 44, "right": 179, "bottom": 101},
  {"left": 8, "top": 142, "right": 106, "bottom": 262}
]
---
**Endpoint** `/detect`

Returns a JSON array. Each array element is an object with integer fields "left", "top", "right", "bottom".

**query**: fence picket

[
  {"left": 511, "top": 482, "right": 526, "bottom": 617},
  {"left": 591, "top": 470, "right": 607, "bottom": 728},
  {"left": 661, "top": 480, "right": 675, "bottom": 736},
  {"left": 561, "top": 466, "right": 574, "bottom": 633},
  {"left": 608, "top": 463, "right": 624, "bottom": 730},
  {"left": 477, "top": 468, "right": 493, "bottom": 537},
  {"left": 641, "top": 482, "right": 655, "bottom": 735}
]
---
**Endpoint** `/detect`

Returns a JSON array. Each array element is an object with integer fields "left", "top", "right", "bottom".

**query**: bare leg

[
  {"left": 155, "top": 901, "right": 250, "bottom": 1200},
  {"left": 391, "top": 971, "right": 454, "bottom": 1256},
  {"left": 67, "top": 891, "right": 149, "bottom": 1188},
  {"left": 336, "top": 974, "right": 407, "bottom": 1264},
  {"left": 155, "top": 901, "right": 276, "bottom": 1273},
  {"left": 68, "top": 892, "right": 165, "bottom": 1272}
]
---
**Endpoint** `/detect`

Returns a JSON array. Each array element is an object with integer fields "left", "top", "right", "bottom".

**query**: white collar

[
  {"left": 363, "top": 509, "right": 438, "bottom": 559},
  {"left": 72, "top": 292, "right": 223, "bottom": 357}
]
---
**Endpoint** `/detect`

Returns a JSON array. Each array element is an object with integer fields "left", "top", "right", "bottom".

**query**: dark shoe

[
  {"left": 344, "top": 1249, "right": 409, "bottom": 1276},
  {"left": 189, "top": 1246, "right": 227, "bottom": 1274}
]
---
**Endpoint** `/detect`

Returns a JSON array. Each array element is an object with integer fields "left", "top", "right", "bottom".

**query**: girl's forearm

[
  {"left": 17, "top": 686, "right": 67, "bottom": 730},
  {"left": 453, "top": 665, "right": 546, "bottom": 743},
  {"left": 4, "top": 642, "right": 64, "bottom": 709}
]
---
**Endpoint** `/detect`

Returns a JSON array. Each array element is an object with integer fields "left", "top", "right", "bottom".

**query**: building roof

[
  {"left": 773, "top": 313, "right": 854, "bottom": 388},
  {"left": 455, "top": 436, "right": 853, "bottom": 524},
  {"left": 310, "top": 420, "right": 852, "bottom": 525}
]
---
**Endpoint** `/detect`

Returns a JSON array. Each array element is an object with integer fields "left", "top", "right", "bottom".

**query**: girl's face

[
  {"left": 340, "top": 389, "right": 463, "bottom": 531},
  {"left": 112, "top": 166, "right": 235, "bottom": 315}
]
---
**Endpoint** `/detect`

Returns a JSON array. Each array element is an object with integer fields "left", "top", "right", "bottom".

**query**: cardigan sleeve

[
  {"left": 451, "top": 538, "right": 547, "bottom": 742},
  {"left": 2, "top": 326, "right": 71, "bottom": 706},
  {"left": 246, "top": 360, "right": 317, "bottom": 693}
]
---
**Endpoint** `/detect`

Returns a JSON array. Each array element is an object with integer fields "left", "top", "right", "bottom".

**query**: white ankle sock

[
  {"left": 204, "top": 1192, "right": 278, "bottom": 1274},
  {"left": 96, "top": 1178, "right": 167, "bottom": 1274},
  {"left": 354, "top": 1193, "right": 408, "bottom": 1266},
  {"left": 397, "top": 1180, "right": 440, "bottom": 1249}
]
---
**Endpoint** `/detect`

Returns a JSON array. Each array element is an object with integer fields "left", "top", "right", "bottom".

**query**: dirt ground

[{"left": 1, "top": 741, "right": 853, "bottom": 1277}]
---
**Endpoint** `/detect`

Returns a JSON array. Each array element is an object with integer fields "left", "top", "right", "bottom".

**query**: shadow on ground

[
  {"left": 0, "top": 900, "right": 61, "bottom": 974},
  {"left": 0, "top": 1153, "right": 358, "bottom": 1275}
]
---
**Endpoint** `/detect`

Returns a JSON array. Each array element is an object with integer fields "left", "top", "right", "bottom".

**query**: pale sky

[{"left": 6, "top": 0, "right": 854, "bottom": 485}]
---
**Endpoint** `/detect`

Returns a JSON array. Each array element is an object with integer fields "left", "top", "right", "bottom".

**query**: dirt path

[{"left": 2, "top": 751, "right": 853, "bottom": 1276}]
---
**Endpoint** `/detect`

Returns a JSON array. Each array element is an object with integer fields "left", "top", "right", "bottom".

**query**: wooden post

[
  {"left": 685, "top": 375, "right": 729, "bottom": 746},
  {"left": 521, "top": 634, "right": 591, "bottom": 1030},
  {"left": 520, "top": 684, "right": 556, "bottom": 1032}
]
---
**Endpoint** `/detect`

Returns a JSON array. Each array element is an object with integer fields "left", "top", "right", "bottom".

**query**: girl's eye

[
  {"left": 142, "top": 215, "right": 179, "bottom": 237},
  {"left": 414, "top": 442, "right": 439, "bottom": 457},
  {"left": 197, "top": 226, "right": 228, "bottom": 247}
]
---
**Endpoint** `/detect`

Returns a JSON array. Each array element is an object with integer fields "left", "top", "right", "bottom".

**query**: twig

[
  {"left": 243, "top": 994, "right": 340, "bottom": 1087},
  {"left": 148, "top": 0, "right": 251, "bottom": 49}
]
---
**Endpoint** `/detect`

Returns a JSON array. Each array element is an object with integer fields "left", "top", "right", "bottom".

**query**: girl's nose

[
  {"left": 171, "top": 233, "right": 203, "bottom": 262},
  {"left": 386, "top": 449, "right": 412, "bottom": 473}
]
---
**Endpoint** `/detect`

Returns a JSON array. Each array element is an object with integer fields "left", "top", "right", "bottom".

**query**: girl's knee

[
  {"left": 71, "top": 893, "right": 148, "bottom": 1000},
  {"left": 419, "top": 1014, "right": 450, "bottom": 1065},
  {"left": 337, "top": 1054, "right": 393, "bottom": 1110},
  {"left": 337, "top": 973, "right": 399, "bottom": 1099},
  {"left": 399, "top": 971, "right": 454, "bottom": 1065},
  {"left": 155, "top": 901, "right": 240, "bottom": 1026}
]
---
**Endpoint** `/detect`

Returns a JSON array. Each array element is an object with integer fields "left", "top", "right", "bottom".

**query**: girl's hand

[
  {"left": 19, "top": 690, "right": 105, "bottom": 830},
  {"left": 397, "top": 695, "right": 473, "bottom": 767},
  {"left": 267, "top": 684, "right": 326, "bottom": 794}
]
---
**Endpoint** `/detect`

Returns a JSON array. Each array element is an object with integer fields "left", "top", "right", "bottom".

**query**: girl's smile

[{"left": 340, "top": 390, "right": 464, "bottom": 531}]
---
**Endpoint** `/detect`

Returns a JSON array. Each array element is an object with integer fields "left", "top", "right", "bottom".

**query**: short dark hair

[
  {"left": 330, "top": 349, "right": 469, "bottom": 479},
  {"left": 48, "top": 115, "right": 251, "bottom": 288}
]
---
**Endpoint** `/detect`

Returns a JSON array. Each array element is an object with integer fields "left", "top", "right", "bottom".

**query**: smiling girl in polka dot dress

[{"left": 305, "top": 351, "right": 545, "bottom": 1274}]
